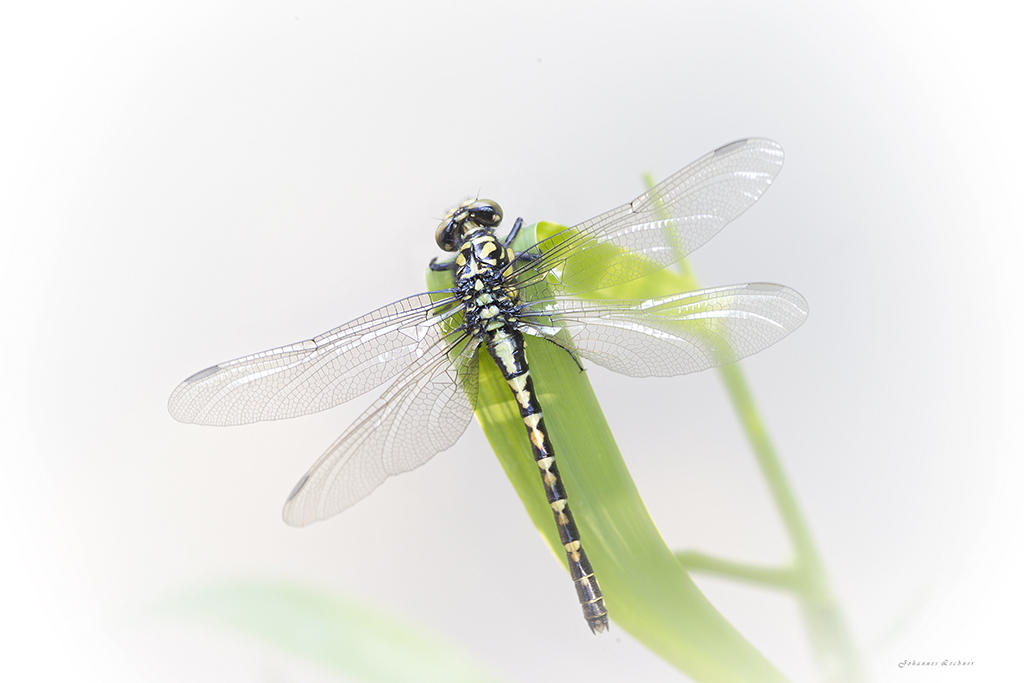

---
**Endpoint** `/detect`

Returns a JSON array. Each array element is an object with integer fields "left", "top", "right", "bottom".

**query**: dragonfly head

[{"left": 435, "top": 199, "right": 503, "bottom": 251}]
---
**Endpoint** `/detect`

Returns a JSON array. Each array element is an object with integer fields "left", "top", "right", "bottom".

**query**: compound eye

[
  {"left": 468, "top": 200, "right": 502, "bottom": 227},
  {"left": 435, "top": 218, "right": 457, "bottom": 251}
]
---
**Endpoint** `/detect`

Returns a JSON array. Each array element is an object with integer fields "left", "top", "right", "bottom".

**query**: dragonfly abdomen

[{"left": 485, "top": 324, "right": 609, "bottom": 633}]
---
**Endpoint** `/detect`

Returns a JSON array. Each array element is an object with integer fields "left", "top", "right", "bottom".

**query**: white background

[{"left": 2, "top": 1, "right": 1021, "bottom": 681}]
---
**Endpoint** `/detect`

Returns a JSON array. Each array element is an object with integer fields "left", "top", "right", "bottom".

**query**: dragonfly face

[
  {"left": 436, "top": 198, "right": 504, "bottom": 251},
  {"left": 168, "top": 138, "right": 809, "bottom": 634}
]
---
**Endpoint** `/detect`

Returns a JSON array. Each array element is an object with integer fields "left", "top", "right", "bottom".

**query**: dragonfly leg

[
  {"left": 502, "top": 216, "right": 524, "bottom": 246},
  {"left": 429, "top": 257, "right": 456, "bottom": 272}
]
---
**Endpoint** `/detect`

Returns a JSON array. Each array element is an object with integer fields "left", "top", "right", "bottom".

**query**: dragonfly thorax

[
  {"left": 436, "top": 199, "right": 503, "bottom": 251},
  {"left": 454, "top": 233, "right": 521, "bottom": 338}
]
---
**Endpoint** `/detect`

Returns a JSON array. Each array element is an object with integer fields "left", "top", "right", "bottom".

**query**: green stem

[
  {"left": 715, "top": 363, "right": 866, "bottom": 682},
  {"left": 674, "top": 552, "right": 799, "bottom": 591},
  {"left": 638, "top": 172, "right": 868, "bottom": 683}
]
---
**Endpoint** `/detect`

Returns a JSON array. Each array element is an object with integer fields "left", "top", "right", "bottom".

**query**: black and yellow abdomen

[{"left": 447, "top": 223, "right": 608, "bottom": 633}]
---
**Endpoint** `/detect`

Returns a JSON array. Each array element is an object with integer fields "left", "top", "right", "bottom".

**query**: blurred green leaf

[{"left": 154, "top": 581, "right": 502, "bottom": 683}]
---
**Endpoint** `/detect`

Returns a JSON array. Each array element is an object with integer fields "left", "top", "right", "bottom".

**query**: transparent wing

[
  {"left": 515, "top": 138, "right": 784, "bottom": 296},
  {"left": 525, "top": 284, "right": 807, "bottom": 377},
  {"left": 282, "top": 335, "right": 480, "bottom": 526},
  {"left": 168, "top": 292, "right": 463, "bottom": 426}
]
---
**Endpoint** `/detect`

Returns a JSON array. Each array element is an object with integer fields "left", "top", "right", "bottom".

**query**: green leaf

[{"left": 427, "top": 223, "right": 787, "bottom": 683}]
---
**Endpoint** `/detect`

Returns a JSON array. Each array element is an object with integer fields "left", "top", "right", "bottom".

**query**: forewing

[
  {"left": 517, "top": 139, "right": 784, "bottom": 295},
  {"left": 282, "top": 336, "right": 480, "bottom": 526},
  {"left": 168, "top": 292, "right": 462, "bottom": 426},
  {"left": 534, "top": 284, "right": 807, "bottom": 377}
]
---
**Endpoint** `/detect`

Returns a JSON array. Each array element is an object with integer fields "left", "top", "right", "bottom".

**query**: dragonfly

[{"left": 168, "top": 138, "right": 808, "bottom": 634}]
